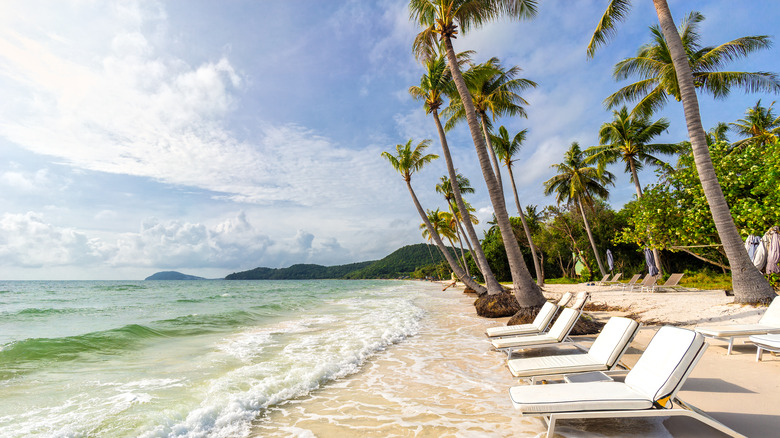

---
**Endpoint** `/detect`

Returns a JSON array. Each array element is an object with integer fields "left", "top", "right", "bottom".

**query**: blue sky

[{"left": 0, "top": 0, "right": 778, "bottom": 280}]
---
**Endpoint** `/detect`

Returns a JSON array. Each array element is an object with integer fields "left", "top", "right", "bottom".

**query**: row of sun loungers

[{"left": 484, "top": 291, "right": 779, "bottom": 437}]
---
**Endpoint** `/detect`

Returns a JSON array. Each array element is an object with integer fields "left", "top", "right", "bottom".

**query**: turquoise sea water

[{"left": 0, "top": 280, "right": 426, "bottom": 437}]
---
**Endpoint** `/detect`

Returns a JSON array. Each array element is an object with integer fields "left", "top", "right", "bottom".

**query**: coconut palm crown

[
  {"left": 604, "top": 11, "right": 780, "bottom": 117},
  {"left": 730, "top": 99, "right": 780, "bottom": 149}
]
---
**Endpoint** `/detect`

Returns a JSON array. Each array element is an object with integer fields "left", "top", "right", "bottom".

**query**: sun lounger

[
  {"left": 642, "top": 273, "right": 687, "bottom": 292},
  {"left": 509, "top": 326, "right": 745, "bottom": 438},
  {"left": 491, "top": 307, "right": 583, "bottom": 357},
  {"left": 592, "top": 274, "right": 610, "bottom": 285},
  {"left": 506, "top": 317, "right": 640, "bottom": 379},
  {"left": 748, "top": 334, "right": 780, "bottom": 361},
  {"left": 695, "top": 296, "right": 780, "bottom": 354},
  {"left": 618, "top": 273, "right": 641, "bottom": 290},
  {"left": 601, "top": 272, "right": 622, "bottom": 286},
  {"left": 485, "top": 301, "right": 558, "bottom": 338},
  {"left": 629, "top": 274, "right": 658, "bottom": 292},
  {"left": 596, "top": 273, "right": 620, "bottom": 285},
  {"left": 485, "top": 292, "right": 586, "bottom": 339}
]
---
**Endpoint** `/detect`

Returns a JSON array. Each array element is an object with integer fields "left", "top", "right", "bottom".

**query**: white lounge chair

[
  {"left": 601, "top": 272, "right": 622, "bottom": 286},
  {"left": 695, "top": 296, "right": 780, "bottom": 354},
  {"left": 509, "top": 326, "right": 745, "bottom": 438},
  {"left": 507, "top": 317, "right": 640, "bottom": 380},
  {"left": 633, "top": 274, "right": 659, "bottom": 292},
  {"left": 748, "top": 333, "right": 780, "bottom": 361},
  {"left": 556, "top": 291, "right": 574, "bottom": 307},
  {"left": 485, "top": 301, "right": 558, "bottom": 338},
  {"left": 491, "top": 307, "right": 583, "bottom": 357}
]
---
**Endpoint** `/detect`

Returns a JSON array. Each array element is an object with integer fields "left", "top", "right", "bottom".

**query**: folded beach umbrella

[
  {"left": 644, "top": 248, "right": 659, "bottom": 277},
  {"left": 606, "top": 249, "right": 614, "bottom": 272}
]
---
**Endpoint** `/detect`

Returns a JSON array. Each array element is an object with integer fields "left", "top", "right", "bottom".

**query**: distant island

[
  {"left": 145, "top": 271, "right": 207, "bottom": 281},
  {"left": 145, "top": 244, "right": 458, "bottom": 281}
]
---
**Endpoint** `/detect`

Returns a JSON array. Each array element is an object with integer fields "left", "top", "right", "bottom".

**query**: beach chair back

[
  {"left": 531, "top": 302, "right": 559, "bottom": 331},
  {"left": 641, "top": 274, "right": 659, "bottom": 287},
  {"left": 587, "top": 317, "right": 641, "bottom": 368},
  {"left": 557, "top": 292, "right": 574, "bottom": 307},
  {"left": 662, "top": 273, "right": 684, "bottom": 287},
  {"left": 547, "top": 308, "right": 580, "bottom": 342},
  {"left": 570, "top": 291, "right": 590, "bottom": 310},
  {"left": 597, "top": 274, "right": 610, "bottom": 283},
  {"left": 625, "top": 326, "right": 707, "bottom": 408},
  {"left": 624, "top": 274, "right": 641, "bottom": 285},
  {"left": 759, "top": 296, "right": 780, "bottom": 326},
  {"left": 610, "top": 273, "right": 622, "bottom": 282}
]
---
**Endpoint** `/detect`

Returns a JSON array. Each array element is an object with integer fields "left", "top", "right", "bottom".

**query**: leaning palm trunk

[
  {"left": 480, "top": 115, "right": 504, "bottom": 195},
  {"left": 432, "top": 108, "right": 504, "bottom": 294},
  {"left": 653, "top": 0, "right": 775, "bottom": 303},
  {"left": 506, "top": 163, "right": 544, "bottom": 286},
  {"left": 629, "top": 161, "right": 663, "bottom": 273},
  {"left": 442, "top": 37, "right": 544, "bottom": 306},
  {"left": 577, "top": 197, "right": 607, "bottom": 276},
  {"left": 406, "top": 181, "right": 486, "bottom": 294},
  {"left": 452, "top": 205, "right": 479, "bottom": 275},
  {"left": 451, "top": 216, "right": 470, "bottom": 276}
]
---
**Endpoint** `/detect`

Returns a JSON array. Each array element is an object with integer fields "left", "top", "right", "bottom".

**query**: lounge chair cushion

[
  {"left": 694, "top": 324, "right": 780, "bottom": 338},
  {"left": 510, "top": 381, "right": 652, "bottom": 413},
  {"left": 570, "top": 292, "right": 589, "bottom": 310},
  {"left": 749, "top": 333, "right": 780, "bottom": 348},
  {"left": 507, "top": 353, "right": 604, "bottom": 377},
  {"left": 624, "top": 326, "right": 705, "bottom": 404},
  {"left": 485, "top": 302, "right": 557, "bottom": 337},
  {"left": 696, "top": 296, "right": 780, "bottom": 337},
  {"left": 586, "top": 317, "right": 640, "bottom": 367},
  {"left": 492, "top": 333, "right": 558, "bottom": 349}
]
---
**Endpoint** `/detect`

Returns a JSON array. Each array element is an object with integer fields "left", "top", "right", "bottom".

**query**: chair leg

[
  {"left": 546, "top": 414, "right": 557, "bottom": 438},
  {"left": 727, "top": 338, "right": 734, "bottom": 355},
  {"left": 756, "top": 347, "right": 763, "bottom": 362}
]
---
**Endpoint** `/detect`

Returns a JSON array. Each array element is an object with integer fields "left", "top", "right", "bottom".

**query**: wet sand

[{"left": 247, "top": 282, "right": 780, "bottom": 437}]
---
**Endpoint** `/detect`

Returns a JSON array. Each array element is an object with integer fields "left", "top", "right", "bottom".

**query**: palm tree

[
  {"left": 382, "top": 139, "right": 486, "bottom": 294},
  {"left": 420, "top": 209, "right": 461, "bottom": 266},
  {"left": 409, "top": 52, "right": 504, "bottom": 294},
  {"left": 603, "top": 11, "right": 780, "bottom": 118},
  {"left": 490, "top": 125, "right": 544, "bottom": 286},
  {"left": 730, "top": 100, "right": 780, "bottom": 149},
  {"left": 435, "top": 175, "right": 477, "bottom": 275},
  {"left": 411, "top": 0, "right": 546, "bottom": 308},
  {"left": 588, "top": 0, "right": 775, "bottom": 303},
  {"left": 586, "top": 106, "right": 679, "bottom": 272},
  {"left": 444, "top": 57, "right": 537, "bottom": 195},
  {"left": 544, "top": 142, "right": 615, "bottom": 277},
  {"left": 706, "top": 122, "right": 730, "bottom": 146}
]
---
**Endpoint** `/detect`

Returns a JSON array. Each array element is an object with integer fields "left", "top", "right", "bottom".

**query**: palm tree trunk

[
  {"left": 442, "top": 36, "right": 544, "bottom": 306},
  {"left": 506, "top": 164, "right": 544, "bottom": 286},
  {"left": 431, "top": 108, "right": 504, "bottom": 294},
  {"left": 578, "top": 197, "right": 607, "bottom": 276},
  {"left": 629, "top": 160, "right": 662, "bottom": 273},
  {"left": 406, "top": 180, "right": 486, "bottom": 294},
  {"left": 653, "top": 0, "right": 775, "bottom": 304},
  {"left": 480, "top": 115, "right": 504, "bottom": 195},
  {"left": 450, "top": 216, "right": 471, "bottom": 276},
  {"left": 451, "top": 204, "right": 479, "bottom": 276}
]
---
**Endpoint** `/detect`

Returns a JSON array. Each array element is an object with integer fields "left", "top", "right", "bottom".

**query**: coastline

[{"left": 252, "top": 281, "right": 780, "bottom": 437}]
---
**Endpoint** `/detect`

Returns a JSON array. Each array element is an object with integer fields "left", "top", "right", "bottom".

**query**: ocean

[{"left": 0, "top": 280, "right": 428, "bottom": 437}]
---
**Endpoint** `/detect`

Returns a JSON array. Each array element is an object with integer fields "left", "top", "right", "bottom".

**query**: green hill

[
  {"left": 224, "top": 243, "right": 455, "bottom": 280},
  {"left": 145, "top": 271, "right": 207, "bottom": 280}
]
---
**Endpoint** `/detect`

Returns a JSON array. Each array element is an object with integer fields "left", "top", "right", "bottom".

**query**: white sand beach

[{"left": 251, "top": 281, "right": 780, "bottom": 437}]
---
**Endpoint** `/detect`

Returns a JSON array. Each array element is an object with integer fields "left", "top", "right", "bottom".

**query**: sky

[{"left": 0, "top": 0, "right": 779, "bottom": 280}]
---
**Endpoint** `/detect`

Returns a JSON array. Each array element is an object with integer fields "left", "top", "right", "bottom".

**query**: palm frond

[{"left": 587, "top": 0, "right": 632, "bottom": 58}]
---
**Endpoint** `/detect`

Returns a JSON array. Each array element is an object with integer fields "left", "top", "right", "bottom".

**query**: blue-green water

[{"left": 0, "top": 280, "right": 426, "bottom": 437}]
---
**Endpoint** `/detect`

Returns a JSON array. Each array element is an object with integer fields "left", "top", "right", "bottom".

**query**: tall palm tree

[
  {"left": 588, "top": 0, "right": 775, "bottom": 303},
  {"left": 435, "top": 175, "right": 477, "bottom": 275},
  {"left": 382, "top": 139, "right": 486, "bottom": 294},
  {"left": 544, "top": 142, "right": 615, "bottom": 277},
  {"left": 444, "top": 57, "right": 537, "bottom": 194},
  {"left": 411, "top": 0, "right": 546, "bottom": 308},
  {"left": 603, "top": 11, "right": 780, "bottom": 118},
  {"left": 730, "top": 100, "right": 780, "bottom": 149},
  {"left": 409, "top": 52, "right": 504, "bottom": 294},
  {"left": 586, "top": 106, "right": 679, "bottom": 272},
  {"left": 420, "top": 209, "right": 461, "bottom": 266},
  {"left": 490, "top": 125, "right": 544, "bottom": 286}
]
